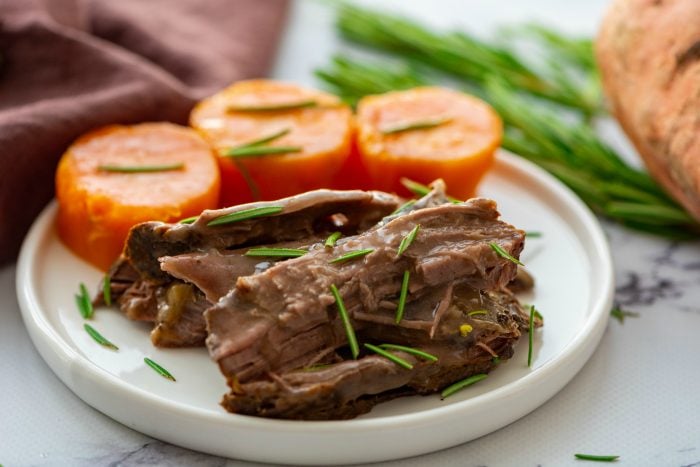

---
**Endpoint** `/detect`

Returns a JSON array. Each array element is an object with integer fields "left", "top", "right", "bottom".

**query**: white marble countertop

[{"left": 2, "top": 1, "right": 700, "bottom": 466}]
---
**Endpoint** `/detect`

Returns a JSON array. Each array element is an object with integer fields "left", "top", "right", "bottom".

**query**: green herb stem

[
  {"left": 207, "top": 205, "right": 284, "bottom": 227},
  {"left": 330, "top": 284, "right": 359, "bottom": 359},
  {"left": 144, "top": 357, "right": 176, "bottom": 381},
  {"left": 75, "top": 283, "right": 93, "bottom": 319},
  {"left": 489, "top": 242, "right": 524, "bottom": 266},
  {"left": 325, "top": 231, "right": 342, "bottom": 247},
  {"left": 467, "top": 310, "right": 489, "bottom": 317},
  {"left": 245, "top": 247, "right": 307, "bottom": 258},
  {"left": 84, "top": 324, "right": 118, "bottom": 350},
  {"left": 179, "top": 216, "right": 198, "bottom": 224},
  {"left": 378, "top": 343, "right": 438, "bottom": 362},
  {"left": 610, "top": 307, "right": 639, "bottom": 324},
  {"left": 381, "top": 117, "right": 451, "bottom": 134},
  {"left": 397, "top": 224, "right": 420, "bottom": 256},
  {"left": 329, "top": 248, "right": 374, "bottom": 263},
  {"left": 102, "top": 275, "right": 111, "bottom": 307},
  {"left": 528, "top": 305, "right": 536, "bottom": 367},
  {"left": 236, "top": 128, "right": 291, "bottom": 148},
  {"left": 223, "top": 145, "right": 302, "bottom": 158},
  {"left": 400, "top": 178, "right": 460, "bottom": 203},
  {"left": 395, "top": 270, "right": 410, "bottom": 324},
  {"left": 525, "top": 231, "right": 542, "bottom": 238},
  {"left": 98, "top": 163, "right": 184, "bottom": 173},
  {"left": 364, "top": 343, "right": 413, "bottom": 369},
  {"left": 228, "top": 100, "right": 317, "bottom": 112},
  {"left": 574, "top": 453, "right": 619, "bottom": 462},
  {"left": 440, "top": 373, "right": 488, "bottom": 399}
]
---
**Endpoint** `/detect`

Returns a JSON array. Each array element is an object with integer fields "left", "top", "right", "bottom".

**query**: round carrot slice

[
  {"left": 356, "top": 87, "right": 502, "bottom": 200},
  {"left": 56, "top": 123, "right": 220, "bottom": 271},
  {"left": 190, "top": 79, "right": 353, "bottom": 206}
]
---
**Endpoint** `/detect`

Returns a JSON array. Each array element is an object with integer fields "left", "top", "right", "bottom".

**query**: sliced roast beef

[{"left": 206, "top": 198, "right": 525, "bottom": 386}]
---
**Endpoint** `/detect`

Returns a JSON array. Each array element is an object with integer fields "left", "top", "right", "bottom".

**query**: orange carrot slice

[
  {"left": 356, "top": 87, "right": 502, "bottom": 200},
  {"left": 190, "top": 79, "right": 353, "bottom": 206},
  {"left": 55, "top": 123, "right": 220, "bottom": 270}
]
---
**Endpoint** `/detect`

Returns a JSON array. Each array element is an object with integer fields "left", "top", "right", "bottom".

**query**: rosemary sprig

[
  {"left": 364, "top": 343, "right": 413, "bottom": 370},
  {"left": 75, "top": 283, "right": 93, "bottom": 319},
  {"left": 378, "top": 343, "right": 438, "bottom": 362},
  {"left": 223, "top": 146, "right": 302, "bottom": 158},
  {"left": 233, "top": 160, "right": 261, "bottom": 201},
  {"left": 528, "top": 305, "right": 536, "bottom": 367},
  {"left": 330, "top": 284, "right": 359, "bottom": 359},
  {"left": 400, "top": 178, "right": 461, "bottom": 203},
  {"left": 102, "top": 275, "right": 111, "bottom": 307},
  {"left": 489, "top": 242, "right": 524, "bottom": 266},
  {"left": 397, "top": 224, "right": 420, "bottom": 256},
  {"left": 395, "top": 270, "right": 410, "bottom": 324},
  {"left": 525, "top": 231, "right": 542, "bottom": 238},
  {"left": 207, "top": 205, "right": 283, "bottom": 227},
  {"left": 329, "top": 248, "right": 374, "bottom": 263},
  {"left": 325, "top": 231, "right": 342, "bottom": 247},
  {"left": 236, "top": 128, "right": 290, "bottom": 148},
  {"left": 574, "top": 454, "right": 619, "bottom": 462},
  {"left": 467, "top": 310, "right": 488, "bottom": 317},
  {"left": 391, "top": 199, "right": 416, "bottom": 215},
  {"left": 245, "top": 247, "right": 307, "bottom": 258},
  {"left": 98, "top": 163, "right": 183, "bottom": 173},
  {"left": 228, "top": 100, "right": 317, "bottom": 112},
  {"left": 179, "top": 216, "right": 197, "bottom": 224},
  {"left": 440, "top": 373, "right": 488, "bottom": 399},
  {"left": 610, "top": 307, "right": 639, "bottom": 324},
  {"left": 381, "top": 117, "right": 451, "bottom": 134},
  {"left": 84, "top": 324, "right": 118, "bottom": 350},
  {"left": 144, "top": 357, "right": 176, "bottom": 381}
]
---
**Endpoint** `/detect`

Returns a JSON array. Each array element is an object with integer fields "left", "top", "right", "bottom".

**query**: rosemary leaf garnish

[
  {"left": 467, "top": 310, "right": 488, "bottom": 317},
  {"left": 525, "top": 231, "right": 543, "bottom": 238},
  {"left": 397, "top": 224, "right": 420, "bottom": 256},
  {"left": 574, "top": 454, "right": 619, "bottom": 462},
  {"left": 144, "top": 357, "right": 176, "bottom": 381},
  {"left": 528, "top": 305, "right": 536, "bottom": 367},
  {"left": 329, "top": 248, "right": 374, "bottom": 263},
  {"left": 84, "top": 324, "right": 118, "bottom": 350},
  {"left": 102, "top": 275, "right": 111, "bottom": 307},
  {"left": 395, "top": 270, "right": 410, "bottom": 324},
  {"left": 610, "top": 307, "right": 639, "bottom": 324},
  {"left": 233, "top": 159, "right": 261, "bottom": 201},
  {"left": 236, "top": 128, "right": 290, "bottom": 148},
  {"left": 75, "top": 282, "right": 93, "bottom": 319},
  {"left": 491, "top": 356, "right": 501, "bottom": 364},
  {"left": 381, "top": 117, "right": 451, "bottom": 134},
  {"left": 228, "top": 99, "right": 317, "bottom": 112},
  {"left": 489, "top": 242, "right": 524, "bottom": 266},
  {"left": 364, "top": 343, "right": 413, "bottom": 369},
  {"left": 223, "top": 145, "right": 302, "bottom": 158},
  {"left": 330, "top": 284, "right": 359, "bottom": 359},
  {"left": 440, "top": 373, "right": 488, "bottom": 399},
  {"left": 98, "top": 163, "right": 184, "bottom": 173},
  {"left": 245, "top": 247, "right": 307, "bottom": 258},
  {"left": 325, "top": 231, "right": 342, "bottom": 247},
  {"left": 207, "top": 205, "right": 283, "bottom": 226},
  {"left": 534, "top": 309, "right": 544, "bottom": 322},
  {"left": 400, "top": 178, "right": 460, "bottom": 202},
  {"left": 391, "top": 199, "right": 416, "bottom": 215},
  {"left": 378, "top": 343, "right": 438, "bottom": 362},
  {"left": 179, "top": 216, "right": 198, "bottom": 224}
]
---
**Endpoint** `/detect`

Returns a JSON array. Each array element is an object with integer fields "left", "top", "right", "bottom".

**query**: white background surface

[{"left": 2, "top": 1, "right": 700, "bottom": 466}]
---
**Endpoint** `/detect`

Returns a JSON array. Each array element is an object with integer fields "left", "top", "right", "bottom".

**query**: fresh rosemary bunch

[
  {"left": 335, "top": 4, "right": 601, "bottom": 118},
  {"left": 315, "top": 56, "right": 700, "bottom": 238}
]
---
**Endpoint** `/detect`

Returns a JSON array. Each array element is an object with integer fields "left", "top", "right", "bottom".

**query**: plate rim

[{"left": 16, "top": 151, "right": 614, "bottom": 463}]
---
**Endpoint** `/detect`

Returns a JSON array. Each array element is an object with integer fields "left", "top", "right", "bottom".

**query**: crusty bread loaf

[{"left": 596, "top": 0, "right": 700, "bottom": 219}]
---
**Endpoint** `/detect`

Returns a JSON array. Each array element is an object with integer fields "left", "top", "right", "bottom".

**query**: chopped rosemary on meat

[
  {"left": 207, "top": 205, "right": 284, "bottom": 226},
  {"left": 98, "top": 163, "right": 184, "bottom": 173},
  {"left": 528, "top": 305, "right": 536, "bottom": 367},
  {"left": 534, "top": 309, "right": 544, "bottom": 322},
  {"left": 233, "top": 159, "right": 261, "bottom": 201},
  {"left": 364, "top": 343, "right": 413, "bottom": 369},
  {"left": 525, "top": 231, "right": 543, "bottom": 238},
  {"left": 491, "top": 356, "right": 501, "bottom": 364},
  {"left": 330, "top": 284, "right": 359, "bottom": 359},
  {"left": 75, "top": 282, "right": 93, "bottom": 319},
  {"left": 223, "top": 145, "right": 302, "bottom": 158},
  {"left": 245, "top": 247, "right": 307, "bottom": 258},
  {"left": 400, "top": 177, "right": 461, "bottom": 202},
  {"left": 84, "top": 324, "right": 118, "bottom": 350},
  {"left": 440, "top": 373, "right": 488, "bottom": 399},
  {"left": 574, "top": 454, "right": 620, "bottom": 462},
  {"left": 102, "top": 275, "right": 111, "bottom": 307},
  {"left": 467, "top": 310, "right": 488, "bottom": 317},
  {"left": 397, "top": 224, "right": 420, "bottom": 256},
  {"left": 179, "top": 216, "right": 197, "bottom": 224},
  {"left": 391, "top": 199, "right": 416, "bottom": 215},
  {"left": 381, "top": 117, "right": 451, "bottom": 134},
  {"left": 378, "top": 343, "right": 438, "bottom": 362},
  {"left": 236, "top": 128, "right": 291, "bottom": 148},
  {"left": 144, "top": 357, "right": 176, "bottom": 381},
  {"left": 329, "top": 248, "right": 374, "bottom": 263},
  {"left": 489, "top": 242, "right": 524, "bottom": 266},
  {"left": 610, "top": 307, "right": 639, "bottom": 324},
  {"left": 325, "top": 231, "right": 342, "bottom": 247},
  {"left": 228, "top": 99, "right": 317, "bottom": 112},
  {"left": 395, "top": 270, "right": 410, "bottom": 323},
  {"left": 459, "top": 324, "right": 473, "bottom": 337}
]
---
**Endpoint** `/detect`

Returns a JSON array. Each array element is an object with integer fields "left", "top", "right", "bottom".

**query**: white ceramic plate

[{"left": 16, "top": 151, "right": 613, "bottom": 465}]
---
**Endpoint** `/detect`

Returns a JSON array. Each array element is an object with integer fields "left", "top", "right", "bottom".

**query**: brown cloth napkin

[{"left": 0, "top": 0, "right": 289, "bottom": 265}]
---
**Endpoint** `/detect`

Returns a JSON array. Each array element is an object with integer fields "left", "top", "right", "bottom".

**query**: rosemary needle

[
  {"left": 75, "top": 282, "right": 93, "bottom": 319},
  {"left": 236, "top": 128, "right": 290, "bottom": 148},
  {"left": 378, "top": 343, "right": 438, "bottom": 362},
  {"left": 330, "top": 284, "right": 359, "bottom": 359},
  {"left": 489, "top": 242, "right": 524, "bottom": 266},
  {"left": 223, "top": 145, "right": 302, "bottom": 158},
  {"left": 381, "top": 117, "right": 451, "bottom": 134},
  {"left": 98, "top": 163, "right": 184, "bottom": 173},
  {"left": 395, "top": 270, "right": 410, "bottom": 324},
  {"left": 245, "top": 247, "right": 307, "bottom": 258},
  {"left": 325, "top": 231, "right": 342, "bottom": 247},
  {"left": 364, "top": 343, "right": 413, "bottom": 370},
  {"left": 397, "top": 224, "right": 420, "bottom": 256},
  {"left": 228, "top": 99, "right": 317, "bottom": 112},
  {"left": 207, "top": 205, "right": 283, "bottom": 226},
  {"left": 467, "top": 310, "right": 489, "bottom": 317},
  {"left": 102, "top": 275, "right": 111, "bottom": 307},
  {"left": 144, "top": 357, "right": 176, "bottom": 381},
  {"left": 525, "top": 231, "right": 543, "bottom": 238},
  {"left": 84, "top": 324, "right": 118, "bottom": 350},
  {"left": 574, "top": 454, "right": 619, "bottom": 462},
  {"left": 400, "top": 178, "right": 461, "bottom": 202},
  {"left": 528, "top": 305, "right": 536, "bottom": 367},
  {"left": 329, "top": 248, "right": 373, "bottom": 263},
  {"left": 179, "top": 216, "right": 197, "bottom": 224},
  {"left": 440, "top": 373, "right": 488, "bottom": 399},
  {"left": 610, "top": 307, "right": 639, "bottom": 324}
]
